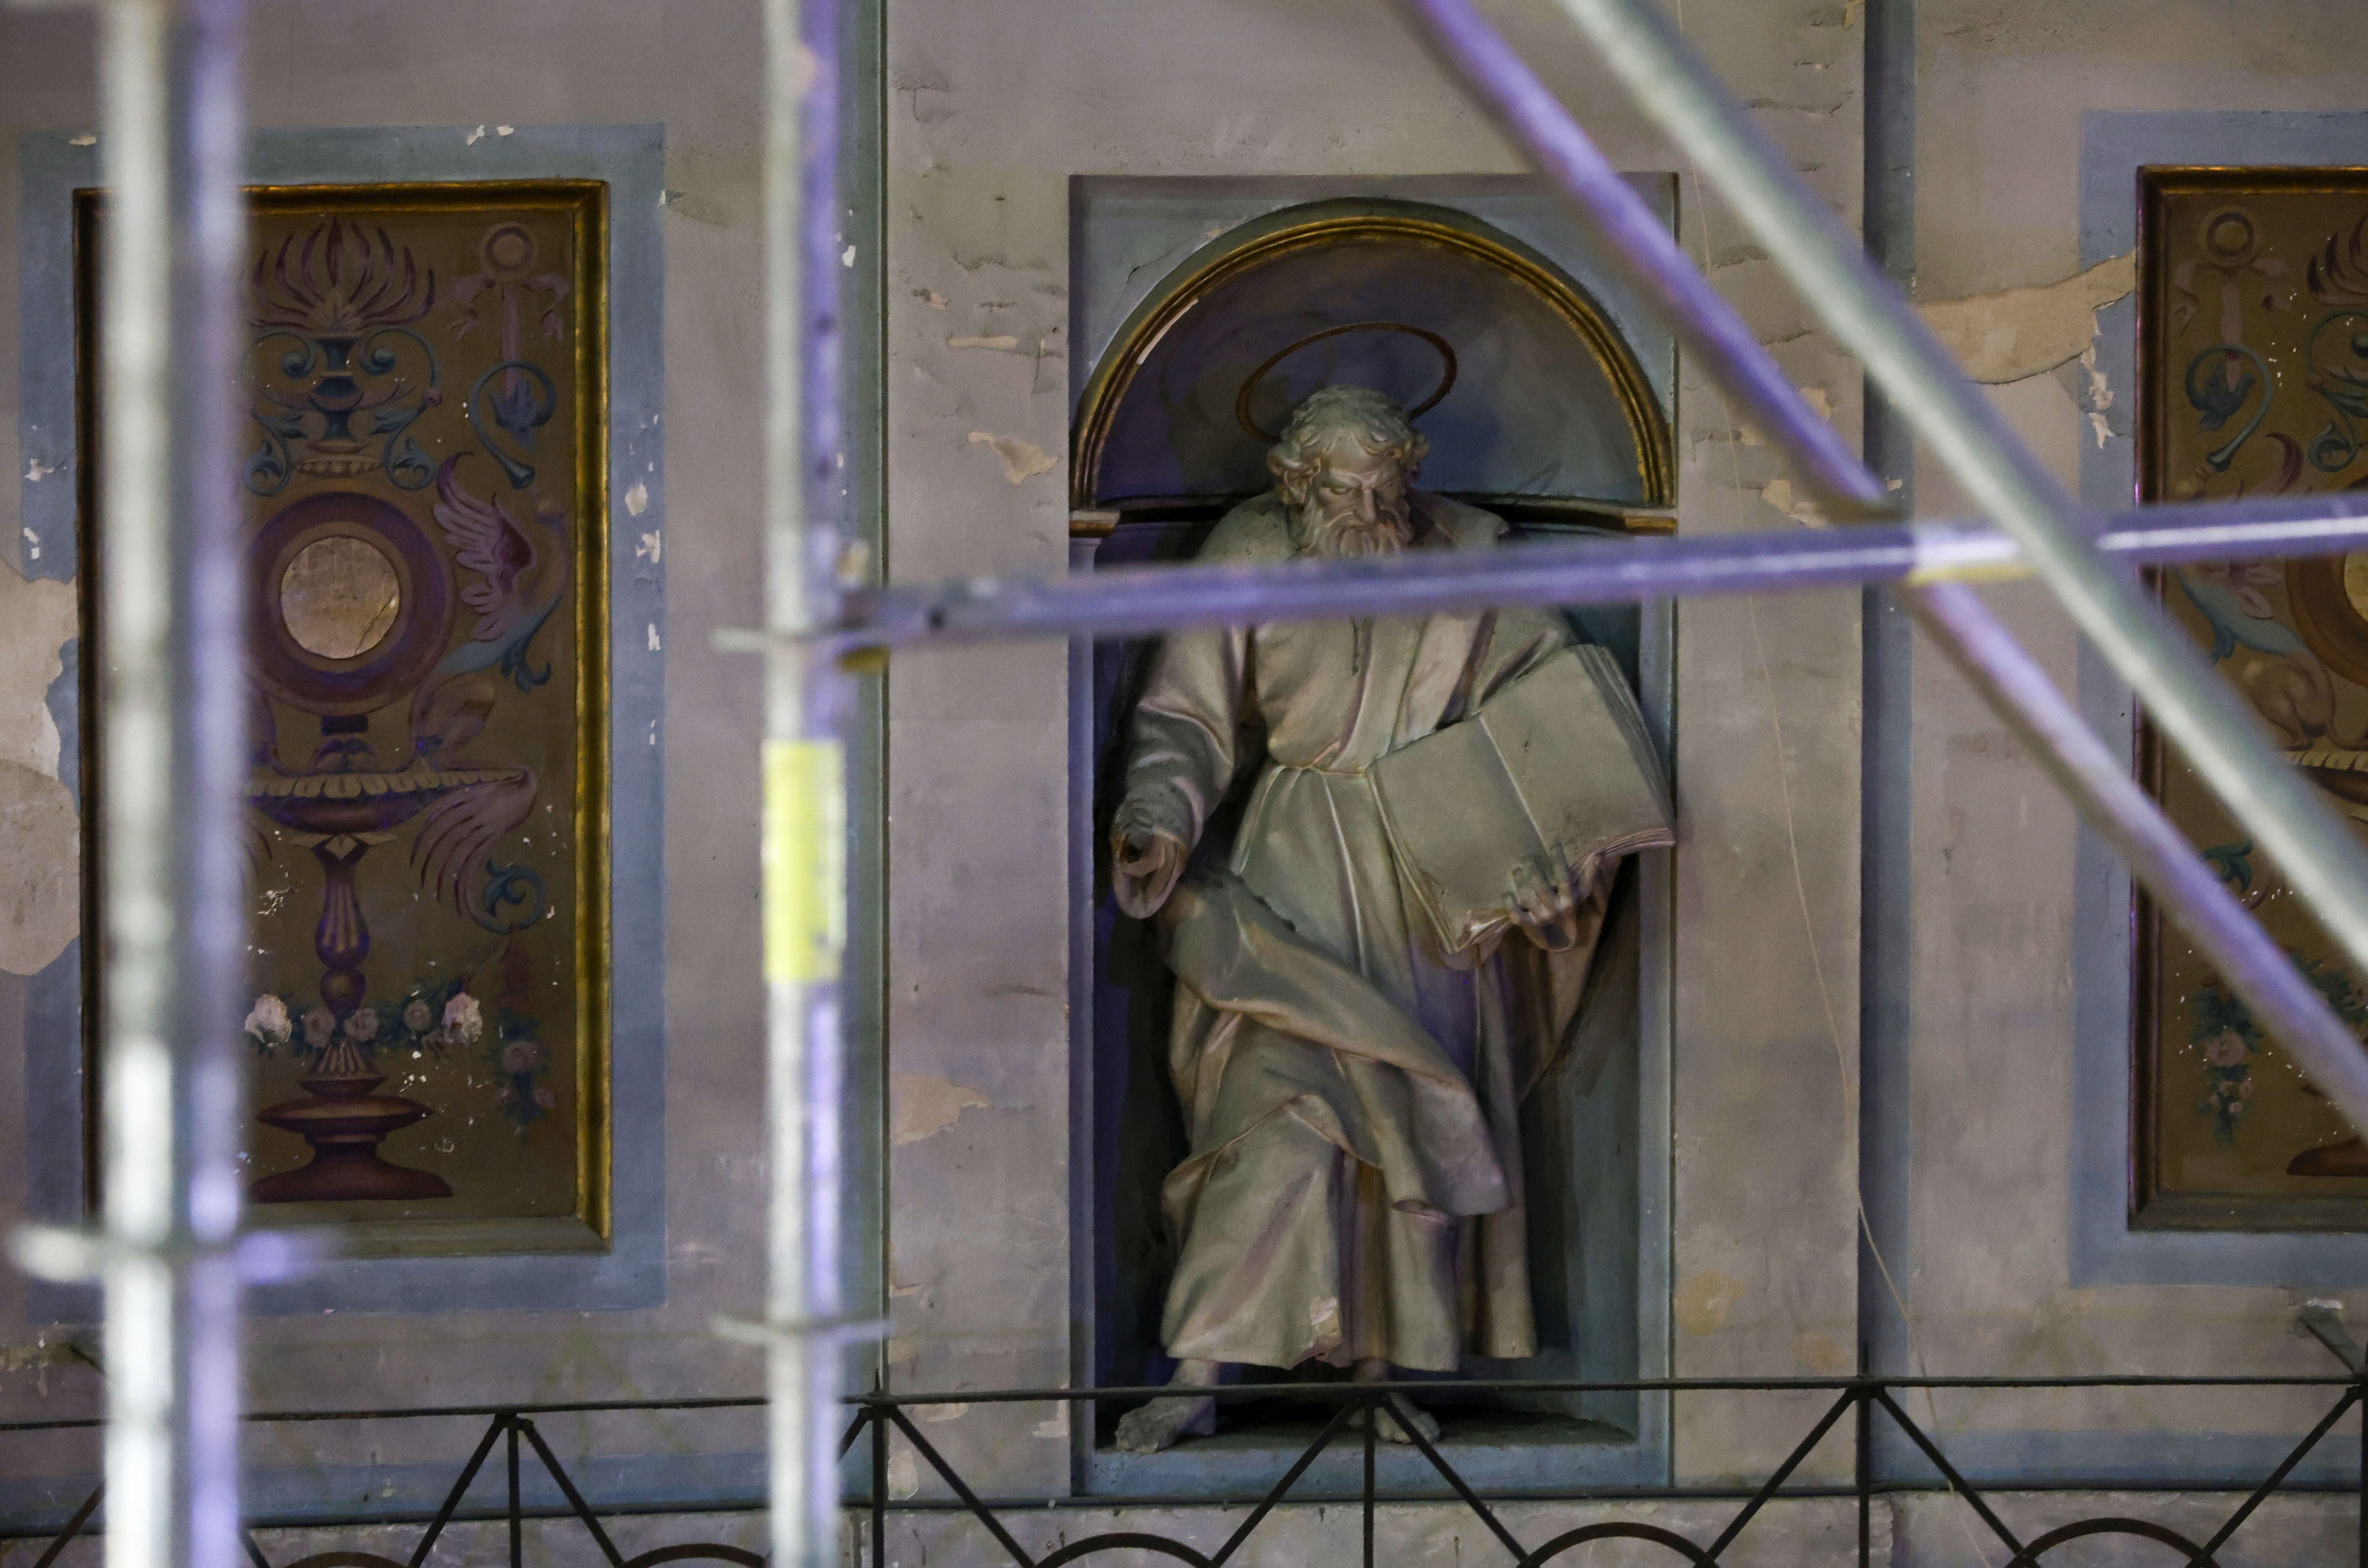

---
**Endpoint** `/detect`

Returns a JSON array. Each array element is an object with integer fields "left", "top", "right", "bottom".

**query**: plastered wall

[
  {"left": 0, "top": 0, "right": 778, "bottom": 1472},
  {"left": 881, "top": 0, "right": 1869, "bottom": 1492},
  {"left": 1886, "top": 0, "right": 2368, "bottom": 1468}
]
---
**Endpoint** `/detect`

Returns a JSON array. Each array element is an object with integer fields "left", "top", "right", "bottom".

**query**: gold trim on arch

[{"left": 1072, "top": 206, "right": 1673, "bottom": 512}]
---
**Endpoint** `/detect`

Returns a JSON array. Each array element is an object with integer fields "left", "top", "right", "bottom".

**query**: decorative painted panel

[
  {"left": 2138, "top": 168, "right": 2368, "bottom": 1229},
  {"left": 78, "top": 182, "right": 610, "bottom": 1251}
]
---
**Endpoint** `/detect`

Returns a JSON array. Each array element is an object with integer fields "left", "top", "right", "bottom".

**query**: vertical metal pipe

[
  {"left": 763, "top": 0, "right": 852, "bottom": 1564},
  {"left": 93, "top": 4, "right": 249, "bottom": 1568},
  {"left": 1392, "top": 0, "right": 2368, "bottom": 1134},
  {"left": 1548, "top": 0, "right": 2368, "bottom": 1011},
  {"left": 1854, "top": 1383, "right": 1872, "bottom": 1566},
  {"left": 505, "top": 1418, "right": 522, "bottom": 1568},
  {"left": 1856, "top": 0, "right": 1917, "bottom": 1403}
]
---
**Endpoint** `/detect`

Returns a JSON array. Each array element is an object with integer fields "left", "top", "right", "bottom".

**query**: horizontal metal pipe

[
  {"left": 1545, "top": 0, "right": 2368, "bottom": 1043},
  {"left": 801, "top": 492, "right": 2368, "bottom": 651}
]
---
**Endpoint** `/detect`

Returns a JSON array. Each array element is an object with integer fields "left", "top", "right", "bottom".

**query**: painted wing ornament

[
  {"left": 402, "top": 451, "right": 566, "bottom": 929},
  {"left": 425, "top": 452, "right": 572, "bottom": 695},
  {"left": 412, "top": 765, "right": 541, "bottom": 927}
]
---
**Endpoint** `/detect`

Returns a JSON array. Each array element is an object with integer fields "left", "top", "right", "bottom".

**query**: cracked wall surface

[
  {"left": 0, "top": 0, "right": 778, "bottom": 1491},
  {"left": 7, "top": 0, "right": 2356, "bottom": 1554},
  {"left": 885, "top": 0, "right": 1868, "bottom": 1497},
  {"left": 1892, "top": 0, "right": 2368, "bottom": 1468}
]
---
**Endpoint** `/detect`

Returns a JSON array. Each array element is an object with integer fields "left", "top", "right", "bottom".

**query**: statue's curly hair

[{"left": 1266, "top": 386, "right": 1427, "bottom": 501}]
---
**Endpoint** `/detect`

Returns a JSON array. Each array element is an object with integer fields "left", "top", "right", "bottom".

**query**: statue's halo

[{"left": 1233, "top": 320, "right": 1459, "bottom": 444}]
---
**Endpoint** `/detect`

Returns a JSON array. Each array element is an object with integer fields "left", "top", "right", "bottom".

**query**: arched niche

[
  {"left": 1074, "top": 194, "right": 1672, "bottom": 1491},
  {"left": 1072, "top": 198, "right": 1672, "bottom": 517}
]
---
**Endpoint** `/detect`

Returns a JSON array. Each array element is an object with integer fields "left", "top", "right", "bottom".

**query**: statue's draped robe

[{"left": 1119, "top": 491, "right": 1610, "bottom": 1373}]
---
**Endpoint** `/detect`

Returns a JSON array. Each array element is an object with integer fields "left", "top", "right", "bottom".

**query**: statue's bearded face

[{"left": 1284, "top": 435, "right": 1413, "bottom": 559}]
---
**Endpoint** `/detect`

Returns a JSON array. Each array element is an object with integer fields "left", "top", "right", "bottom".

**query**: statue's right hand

[{"left": 1112, "top": 828, "right": 1186, "bottom": 918}]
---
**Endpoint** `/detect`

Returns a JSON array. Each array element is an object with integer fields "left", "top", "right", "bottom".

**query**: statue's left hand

[{"left": 1508, "top": 845, "right": 1585, "bottom": 949}]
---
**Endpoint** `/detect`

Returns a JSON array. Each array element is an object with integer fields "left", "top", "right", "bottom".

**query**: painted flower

[
  {"left": 344, "top": 1007, "right": 379, "bottom": 1044},
  {"left": 402, "top": 998, "right": 434, "bottom": 1034},
  {"left": 243, "top": 994, "right": 291, "bottom": 1048},
  {"left": 533, "top": 1086, "right": 555, "bottom": 1111},
  {"left": 501, "top": 1038, "right": 546, "bottom": 1075},
  {"left": 2205, "top": 1029, "right": 2250, "bottom": 1067},
  {"left": 301, "top": 1007, "right": 335, "bottom": 1049},
  {"left": 443, "top": 991, "right": 484, "bottom": 1045}
]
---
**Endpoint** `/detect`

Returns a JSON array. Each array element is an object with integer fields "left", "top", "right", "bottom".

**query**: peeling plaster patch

[
  {"left": 636, "top": 530, "right": 662, "bottom": 565},
  {"left": 68, "top": 134, "right": 96, "bottom": 147},
  {"left": 2059, "top": 344, "right": 2120, "bottom": 450},
  {"left": 625, "top": 481, "right": 649, "bottom": 517},
  {"left": 1673, "top": 1271, "right": 1747, "bottom": 1336},
  {"left": 1919, "top": 252, "right": 2135, "bottom": 384},
  {"left": 0, "top": 1337, "right": 75, "bottom": 1396},
  {"left": 1759, "top": 478, "right": 1825, "bottom": 527},
  {"left": 1793, "top": 1331, "right": 1851, "bottom": 1373},
  {"left": 842, "top": 245, "right": 857, "bottom": 268},
  {"left": 646, "top": 623, "right": 661, "bottom": 652},
  {"left": 918, "top": 1402, "right": 970, "bottom": 1423},
  {"left": 465, "top": 125, "right": 487, "bottom": 145},
  {"left": 1033, "top": 1407, "right": 1070, "bottom": 1441},
  {"left": 0, "top": 761, "right": 80, "bottom": 976},
  {"left": 24, "top": 456, "right": 57, "bottom": 482},
  {"left": 947, "top": 334, "right": 1020, "bottom": 351},
  {"left": 0, "top": 563, "right": 79, "bottom": 779},
  {"left": 890, "top": 1068, "right": 991, "bottom": 1144},
  {"left": 967, "top": 431, "right": 1057, "bottom": 486},
  {"left": 887, "top": 1445, "right": 920, "bottom": 1499},
  {"left": 20, "top": 528, "right": 38, "bottom": 564},
  {"left": 885, "top": 1337, "right": 918, "bottom": 1365},
  {"left": 914, "top": 289, "right": 948, "bottom": 309},
  {"left": 1797, "top": 386, "right": 1834, "bottom": 420}
]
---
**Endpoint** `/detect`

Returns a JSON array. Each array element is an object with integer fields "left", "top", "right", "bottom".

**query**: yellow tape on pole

[{"left": 762, "top": 739, "right": 846, "bottom": 984}]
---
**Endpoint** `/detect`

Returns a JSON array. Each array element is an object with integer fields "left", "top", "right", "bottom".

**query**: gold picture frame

[
  {"left": 76, "top": 181, "right": 612, "bottom": 1256},
  {"left": 2135, "top": 166, "right": 2368, "bottom": 1230}
]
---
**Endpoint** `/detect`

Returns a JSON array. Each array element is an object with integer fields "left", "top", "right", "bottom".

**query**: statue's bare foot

[
  {"left": 1351, "top": 1396, "right": 1441, "bottom": 1445},
  {"left": 1113, "top": 1393, "right": 1217, "bottom": 1454}
]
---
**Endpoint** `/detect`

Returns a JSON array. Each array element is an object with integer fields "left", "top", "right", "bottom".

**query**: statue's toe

[
  {"left": 1113, "top": 1394, "right": 1215, "bottom": 1454},
  {"left": 1361, "top": 1398, "right": 1442, "bottom": 1445}
]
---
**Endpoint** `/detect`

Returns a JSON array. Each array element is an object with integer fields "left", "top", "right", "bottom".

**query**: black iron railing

[{"left": 7, "top": 1373, "right": 2368, "bottom": 1566}]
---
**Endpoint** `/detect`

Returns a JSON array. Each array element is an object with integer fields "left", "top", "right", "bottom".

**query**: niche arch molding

[{"left": 1071, "top": 197, "right": 1674, "bottom": 515}]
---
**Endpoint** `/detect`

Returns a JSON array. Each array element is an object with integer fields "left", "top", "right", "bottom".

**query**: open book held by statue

[{"left": 1108, "top": 384, "right": 1674, "bottom": 1453}]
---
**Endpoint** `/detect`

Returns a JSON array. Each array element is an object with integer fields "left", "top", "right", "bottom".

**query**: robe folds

[{"left": 1116, "top": 490, "right": 1616, "bottom": 1374}]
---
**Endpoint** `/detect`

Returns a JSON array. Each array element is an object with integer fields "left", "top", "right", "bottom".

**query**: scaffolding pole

[
  {"left": 1522, "top": 0, "right": 2368, "bottom": 1019},
  {"left": 83, "top": 3, "right": 251, "bottom": 1568},
  {"left": 818, "top": 492, "right": 2368, "bottom": 649},
  {"left": 1392, "top": 0, "right": 2368, "bottom": 1131},
  {"left": 762, "top": 0, "right": 852, "bottom": 1565}
]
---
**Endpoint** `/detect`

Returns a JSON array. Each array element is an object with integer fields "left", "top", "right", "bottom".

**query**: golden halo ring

[{"left": 1233, "top": 320, "right": 1458, "bottom": 443}]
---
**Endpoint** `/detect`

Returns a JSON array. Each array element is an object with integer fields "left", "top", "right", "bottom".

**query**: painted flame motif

[{"left": 250, "top": 217, "right": 436, "bottom": 335}]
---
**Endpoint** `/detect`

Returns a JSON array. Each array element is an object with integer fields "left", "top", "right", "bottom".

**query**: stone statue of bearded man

[{"left": 1110, "top": 385, "right": 1633, "bottom": 1453}]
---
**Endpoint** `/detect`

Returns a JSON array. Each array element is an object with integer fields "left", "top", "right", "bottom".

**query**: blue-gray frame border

[
  {"left": 15, "top": 122, "right": 668, "bottom": 1316},
  {"left": 2071, "top": 111, "right": 2368, "bottom": 1289}
]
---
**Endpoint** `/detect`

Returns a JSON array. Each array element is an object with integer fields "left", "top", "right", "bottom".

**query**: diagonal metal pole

[
  {"left": 80, "top": 4, "right": 254, "bottom": 1568},
  {"left": 1395, "top": 0, "right": 2368, "bottom": 1133},
  {"left": 762, "top": 0, "right": 853, "bottom": 1564},
  {"left": 1533, "top": 0, "right": 2368, "bottom": 1021}
]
